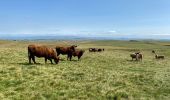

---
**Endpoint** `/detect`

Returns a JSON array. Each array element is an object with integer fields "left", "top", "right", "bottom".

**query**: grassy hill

[{"left": 0, "top": 40, "right": 170, "bottom": 100}]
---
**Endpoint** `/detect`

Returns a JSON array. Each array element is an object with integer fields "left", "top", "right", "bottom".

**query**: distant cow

[
  {"left": 98, "top": 48, "right": 102, "bottom": 52},
  {"left": 152, "top": 50, "right": 165, "bottom": 59},
  {"left": 89, "top": 48, "right": 104, "bottom": 52},
  {"left": 155, "top": 54, "right": 164, "bottom": 59},
  {"left": 130, "top": 54, "right": 137, "bottom": 61},
  {"left": 130, "top": 52, "right": 142, "bottom": 61},
  {"left": 136, "top": 53, "right": 143, "bottom": 61},
  {"left": 73, "top": 49, "right": 85, "bottom": 60},
  {"left": 89, "top": 48, "right": 96, "bottom": 52},
  {"left": 28, "top": 45, "right": 59, "bottom": 64},
  {"left": 55, "top": 45, "right": 77, "bottom": 61}
]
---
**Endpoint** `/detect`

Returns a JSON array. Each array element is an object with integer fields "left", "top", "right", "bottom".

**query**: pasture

[{"left": 0, "top": 40, "right": 170, "bottom": 100}]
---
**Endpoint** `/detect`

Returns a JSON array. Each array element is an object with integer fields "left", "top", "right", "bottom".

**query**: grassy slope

[{"left": 0, "top": 40, "right": 170, "bottom": 100}]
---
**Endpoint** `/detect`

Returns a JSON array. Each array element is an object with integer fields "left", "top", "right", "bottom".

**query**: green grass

[{"left": 0, "top": 40, "right": 170, "bottom": 100}]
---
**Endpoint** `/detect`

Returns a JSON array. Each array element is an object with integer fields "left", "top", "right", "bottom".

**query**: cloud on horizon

[{"left": 1, "top": 28, "right": 170, "bottom": 40}]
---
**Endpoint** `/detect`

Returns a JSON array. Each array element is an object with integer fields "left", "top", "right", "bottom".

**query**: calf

[
  {"left": 73, "top": 49, "right": 85, "bottom": 60},
  {"left": 55, "top": 45, "right": 77, "bottom": 61},
  {"left": 28, "top": 45, "right": 59, "bottom": 64}
]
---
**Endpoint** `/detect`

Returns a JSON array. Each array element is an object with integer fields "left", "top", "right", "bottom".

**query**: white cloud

[
  {"left": 152, "top": 33, "right": 170, "bottom": 36},
  {"left": 108, "top": 30, "right": 116, "bottom": 33}
]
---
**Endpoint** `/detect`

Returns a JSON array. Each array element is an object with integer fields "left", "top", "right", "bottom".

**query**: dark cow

[
  {"left": 98, "top": 48, "right": 102, "bottom": 52},
  {"left": 73, "top": 49, "right": 85, "bottom": 60},
  {"left": 28, "top": 45, "right": 59, "bottom": 64},
  {"left": 55, "top": 45, "right": 77, "bottom": 61},
  {"left": 130, "top": 54, "right": 137, "bottom": 61},
  {"left": 152, "top": 50, "right": 155, "bottom": 54},
  {"left": 155, "top": 54, "right": 164, "bottom": 59},
  {"left": 89, "top": 48, "right": 96, "bottom": 52},
  {"left": 89, "top": 48, "right": 104, "bottom": 52}
]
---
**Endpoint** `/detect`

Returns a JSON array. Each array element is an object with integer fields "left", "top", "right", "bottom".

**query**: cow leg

[
  {"left": 69, "top": 55, "right": 72, "bottom": 61},
  {"left": 135, "top": 57, "right": 138, "bottom": 61},
  {"left": 49, "top": 58, "right": 53, "bottom": 64},
  {"left": 45, "top": 58, "right": 47, "bottom": 64},
  {"left": 29, "top": 55, "right": 32, "bottom": 64},
  {"left": 57, "top": 53, "right": 60, "bottom": 56},
  {"left": 67, "top": 55, "right": 69, "bottom": 60},
  {"left": 78, "top": 56, "right": 81, "bottom": 61},
  {"left": 32, "top": 56, "right": 36, "bottom": 64}
]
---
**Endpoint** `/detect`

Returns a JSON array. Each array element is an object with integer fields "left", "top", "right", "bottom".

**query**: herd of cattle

[
  {"left": 89, "top": 48, "right": 104, "bottom": 52},
  {"left": 130, "top": 50, "right": 165, "bottom": 61},
  {"left": 28, "top": 44, "right": 165, "bottom": 64},
  {"left": 28, "top": 45, "right": 83, "bottom": 64}
]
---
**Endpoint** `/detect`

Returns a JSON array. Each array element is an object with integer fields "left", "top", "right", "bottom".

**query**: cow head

[
  {"left": 70, "top": 45, "right": 77, "bottom": 51},
  {"left": 54, "top": 56, "right": 60, "bottom": 64},
  {"left": 152, "top": 50, "right": 155, "bottom": 54}
]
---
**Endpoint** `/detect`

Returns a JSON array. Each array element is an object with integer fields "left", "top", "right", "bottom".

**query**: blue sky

[{"left": 0, "top": 0, "right": 170, "bottom": 39}]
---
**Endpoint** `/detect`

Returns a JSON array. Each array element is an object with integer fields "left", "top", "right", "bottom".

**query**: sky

[{"left": 0, "top": 0, "right": 170, "bottom": 39}]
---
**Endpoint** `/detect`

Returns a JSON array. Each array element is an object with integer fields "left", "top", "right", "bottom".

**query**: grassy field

[{"left": 0, "top": 40, "right": 170, "bottom": 100}]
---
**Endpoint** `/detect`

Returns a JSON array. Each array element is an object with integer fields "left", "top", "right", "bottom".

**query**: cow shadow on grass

[
  {"left": 59, "top": 58, "right": 79, "bottom": 62},
  {"left": 126, "top": 59, "right": 142, "bottom": 62},
  {"left": 70, "top": 59, "right": 79, "bottom": 62},
  {"left": 17, "top": 62, "right": 43, "bottom": 65},
  {"left": 126, "top": 60, "right": 134, "bottom": 62},
  {"left": 59, "top": 58, "right": 65, "bottom": 61}
]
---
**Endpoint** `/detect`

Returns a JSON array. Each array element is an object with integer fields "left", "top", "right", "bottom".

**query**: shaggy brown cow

[
  {"left": 73, "top": 49, "right": 85, "bottom": 60},
  {"left": 28, "top": 45, "right": 59, "bottom": 64},
  {"left": 55, "top": 45, "right": 77, "bottom": 61}
]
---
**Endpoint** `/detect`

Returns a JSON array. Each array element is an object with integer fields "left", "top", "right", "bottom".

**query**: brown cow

[
  {"left": 28, "top": 45, "right": 59, "bottom": 64},
  {"left": 55, "top": 45, "right": 77, "bottom": 61},
  {"left": 73, "top": 49, "right": 85, "bottom": 60}
]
